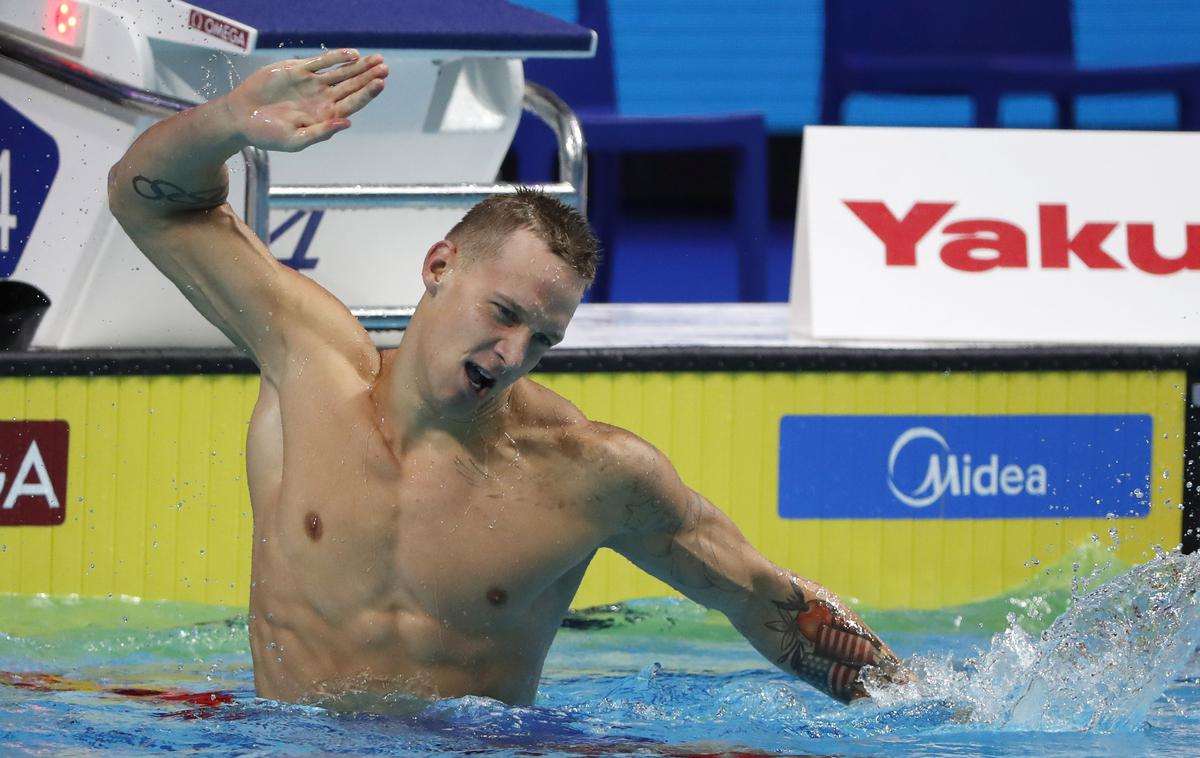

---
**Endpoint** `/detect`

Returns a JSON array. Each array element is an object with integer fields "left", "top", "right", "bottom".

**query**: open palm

[{"left": 226, "top": 49, "right": 388, "bottom": 152}]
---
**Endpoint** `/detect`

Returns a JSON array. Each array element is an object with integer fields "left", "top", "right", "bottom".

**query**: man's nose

[{"left": 495, "top": 330, "right": 531, "bottom": 369}]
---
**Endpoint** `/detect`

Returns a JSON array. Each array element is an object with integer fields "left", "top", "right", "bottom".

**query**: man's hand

[
  {"left": 107, "top": 48, "right": 386, "bottom": 375},
  {"left": 760, "top": 577, "right": 911, "bottom": 701},
  {"left": 224, "top": 49, "right": 388, "bottom": 152}
]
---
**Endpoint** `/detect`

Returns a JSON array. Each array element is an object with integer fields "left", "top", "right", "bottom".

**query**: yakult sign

[
  {"left": 777, "top": 415, "right": 1151, "bottom": 520},
  {"left": 790, "top": 127, "right": 1200, "bottom": 343}
]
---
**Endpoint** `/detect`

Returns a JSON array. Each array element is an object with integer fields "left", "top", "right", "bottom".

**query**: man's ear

[{"left": 421, "top": 239, "right": 458, "bottom": 296}]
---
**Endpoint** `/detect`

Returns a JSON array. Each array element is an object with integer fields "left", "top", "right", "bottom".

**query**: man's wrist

[{"left": 206, "top": 96, "right": 252, "bottom": 156}]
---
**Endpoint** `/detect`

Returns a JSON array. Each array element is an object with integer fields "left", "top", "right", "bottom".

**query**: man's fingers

[
  {"left": 329, "top": 63, "right": 388, "bottom": 102},
  {"left": 291, "top": 118, "right": 352, "bottom": 151},
  {"left": 321, "top": 54, "right": 383, "bottom": 87},
  {"left": 302, "top": 48, "right": 359, "bottom": 73},
  {"left": 334, "top": 79, "right": 386, "bottom": 119}
]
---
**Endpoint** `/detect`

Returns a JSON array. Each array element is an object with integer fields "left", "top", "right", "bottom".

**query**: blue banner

[
  {"left": 778, "top": 415, "right": 1153, "bottom": 520},
  {"left": 0, "top": 97, "right": 59, "bottom": 278}
]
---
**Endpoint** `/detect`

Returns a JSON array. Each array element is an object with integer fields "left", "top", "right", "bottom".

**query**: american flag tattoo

[{"left": 765, "top": 581, "right": 881, "bottom": 702}]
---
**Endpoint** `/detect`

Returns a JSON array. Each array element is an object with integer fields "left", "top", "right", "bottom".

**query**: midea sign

[{"left": 777, "top": 415, "right": 1151, "bottom": 520}]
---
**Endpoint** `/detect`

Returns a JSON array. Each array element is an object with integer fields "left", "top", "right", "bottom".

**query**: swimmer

[{"left": 107, "top": 49, "right": 908, "bottom": 706}]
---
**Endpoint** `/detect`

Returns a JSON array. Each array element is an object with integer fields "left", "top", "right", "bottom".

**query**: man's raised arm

[
  {"left": 598, "top": 427, "right": 908, "bottom": 703},
  {"left": 107, "top": 49, "right": 387, "bottom": 378}
]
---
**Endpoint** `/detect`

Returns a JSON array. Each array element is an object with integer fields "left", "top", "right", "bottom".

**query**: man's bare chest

[{"left": 266, "top": 433, "right": 600, "bottom": 634}]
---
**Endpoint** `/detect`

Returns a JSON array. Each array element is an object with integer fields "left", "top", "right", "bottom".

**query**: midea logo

[{"left": 886, "top": 427, "right": 1048, "bottom": 508}]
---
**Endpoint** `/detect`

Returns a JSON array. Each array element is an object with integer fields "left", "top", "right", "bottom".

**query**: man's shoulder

[
  {"left": 515, "top": 378, "right": 654, "bottom": 455},
  {"left": 512, "top": 379, "right": 664, "bottom": 489},
  {"left": 512, "top": 376, "right": 587, "bottom": 426}
]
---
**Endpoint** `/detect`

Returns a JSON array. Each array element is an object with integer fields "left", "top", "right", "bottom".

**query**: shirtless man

[{"left": 108, "top": 50, "right": 905, "bottom": 707}]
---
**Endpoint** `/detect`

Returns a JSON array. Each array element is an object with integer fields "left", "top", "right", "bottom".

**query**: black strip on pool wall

[
  {"left": 1183, "top": 368, "right": 1200, "bottom": 554},
  {"left": 3, "top": 345, "right": 1200, "bottom": 376},
  {"left": 0, "top": 349, "right": 259, "bottom": 376}
]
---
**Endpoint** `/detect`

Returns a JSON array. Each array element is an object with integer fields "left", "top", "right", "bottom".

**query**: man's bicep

[
  {"left": 604, "top": 457, "right": 763, "bottom": 615},
  {"left": 126, "top": 205, "right": 281, "bottom": 353}
]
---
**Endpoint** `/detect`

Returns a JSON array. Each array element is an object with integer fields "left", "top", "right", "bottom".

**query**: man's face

[{"left": 419, "top": 228, "right": 586, "bottom": 417}]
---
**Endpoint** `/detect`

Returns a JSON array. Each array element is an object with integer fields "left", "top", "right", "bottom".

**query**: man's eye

[{"left": 494, "top": 304, "right": 516, "bottom": 323}]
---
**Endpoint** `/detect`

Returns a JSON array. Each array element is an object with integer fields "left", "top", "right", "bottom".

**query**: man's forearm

[
  {"left": 735, "top": 574, "right": 905, "bottom": 703},
  {"left": 108, "top": 98, "right": 244, "bottom": 219}
]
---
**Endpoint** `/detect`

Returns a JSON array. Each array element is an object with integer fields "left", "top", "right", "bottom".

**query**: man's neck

[{"left": 374, "top": 327, "right": 514, "bottom": 456}]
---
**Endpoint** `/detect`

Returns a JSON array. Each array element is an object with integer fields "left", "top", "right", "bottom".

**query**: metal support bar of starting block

[
  {"left": 269, "top": 180, "right": 579, "bottom": 210},
  {"left": 266, "top": 80, "right": 586, "bottom": 332},
  {"left": 269, "top": 80, "right": 588, "bottom": 215},
  {"left": 353, "top": 306, "right": 416, "bottom": 331},
  {"left": 0, "top": 31, "right": 587, "bottom": 333}
]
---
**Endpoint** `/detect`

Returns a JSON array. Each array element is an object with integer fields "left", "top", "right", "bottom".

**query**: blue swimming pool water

[{"left": 1, "top": 551, "right": 1198, "bottom": 756}]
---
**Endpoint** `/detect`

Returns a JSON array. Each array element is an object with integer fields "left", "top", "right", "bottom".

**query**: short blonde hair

[{"left": 446, "top": 187, "right": 599, "bottom": 282}]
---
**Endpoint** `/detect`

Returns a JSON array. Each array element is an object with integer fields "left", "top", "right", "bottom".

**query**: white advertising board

[{"left": 790, "top": 126, "right": 1200, "bottom": 344}]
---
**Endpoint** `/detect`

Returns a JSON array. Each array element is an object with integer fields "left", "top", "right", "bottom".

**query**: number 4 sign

[{"left": 0, "top": 97, "right": 59, "bottom": 279}]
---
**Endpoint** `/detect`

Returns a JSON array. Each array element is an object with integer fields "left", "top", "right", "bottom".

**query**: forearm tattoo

[
  {"left": 132, "top": 176, "right": 227, "bottom": 207},
  {"left": 765, "top": 580, "right": 894, "bottom": 703}
]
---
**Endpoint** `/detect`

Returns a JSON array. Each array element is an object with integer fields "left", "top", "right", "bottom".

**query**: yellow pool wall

[{"left": 0, "top": 369, "right": 1186, "bottom": 610}]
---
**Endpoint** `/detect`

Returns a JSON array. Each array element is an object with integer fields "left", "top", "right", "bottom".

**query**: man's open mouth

[{"left": 465, "top": 361, "right": 496, "bottom": 393}]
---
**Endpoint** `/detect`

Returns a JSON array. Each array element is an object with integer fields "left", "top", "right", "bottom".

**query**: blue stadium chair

[
  {"left": 821, "top": 0, "right": 1200, "bottom": 129},
  {"left": 514, "top": 0, "right": 769, "bottom": 302}
]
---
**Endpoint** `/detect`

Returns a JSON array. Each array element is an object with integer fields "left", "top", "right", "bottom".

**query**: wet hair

[{"left": 446, "top": 187, "right": 600, "bottom": 283}]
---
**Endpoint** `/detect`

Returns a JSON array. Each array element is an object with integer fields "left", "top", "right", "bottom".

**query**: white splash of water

[{"left": 868, "top": 551, "right": 1200, "bottom": 732}]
